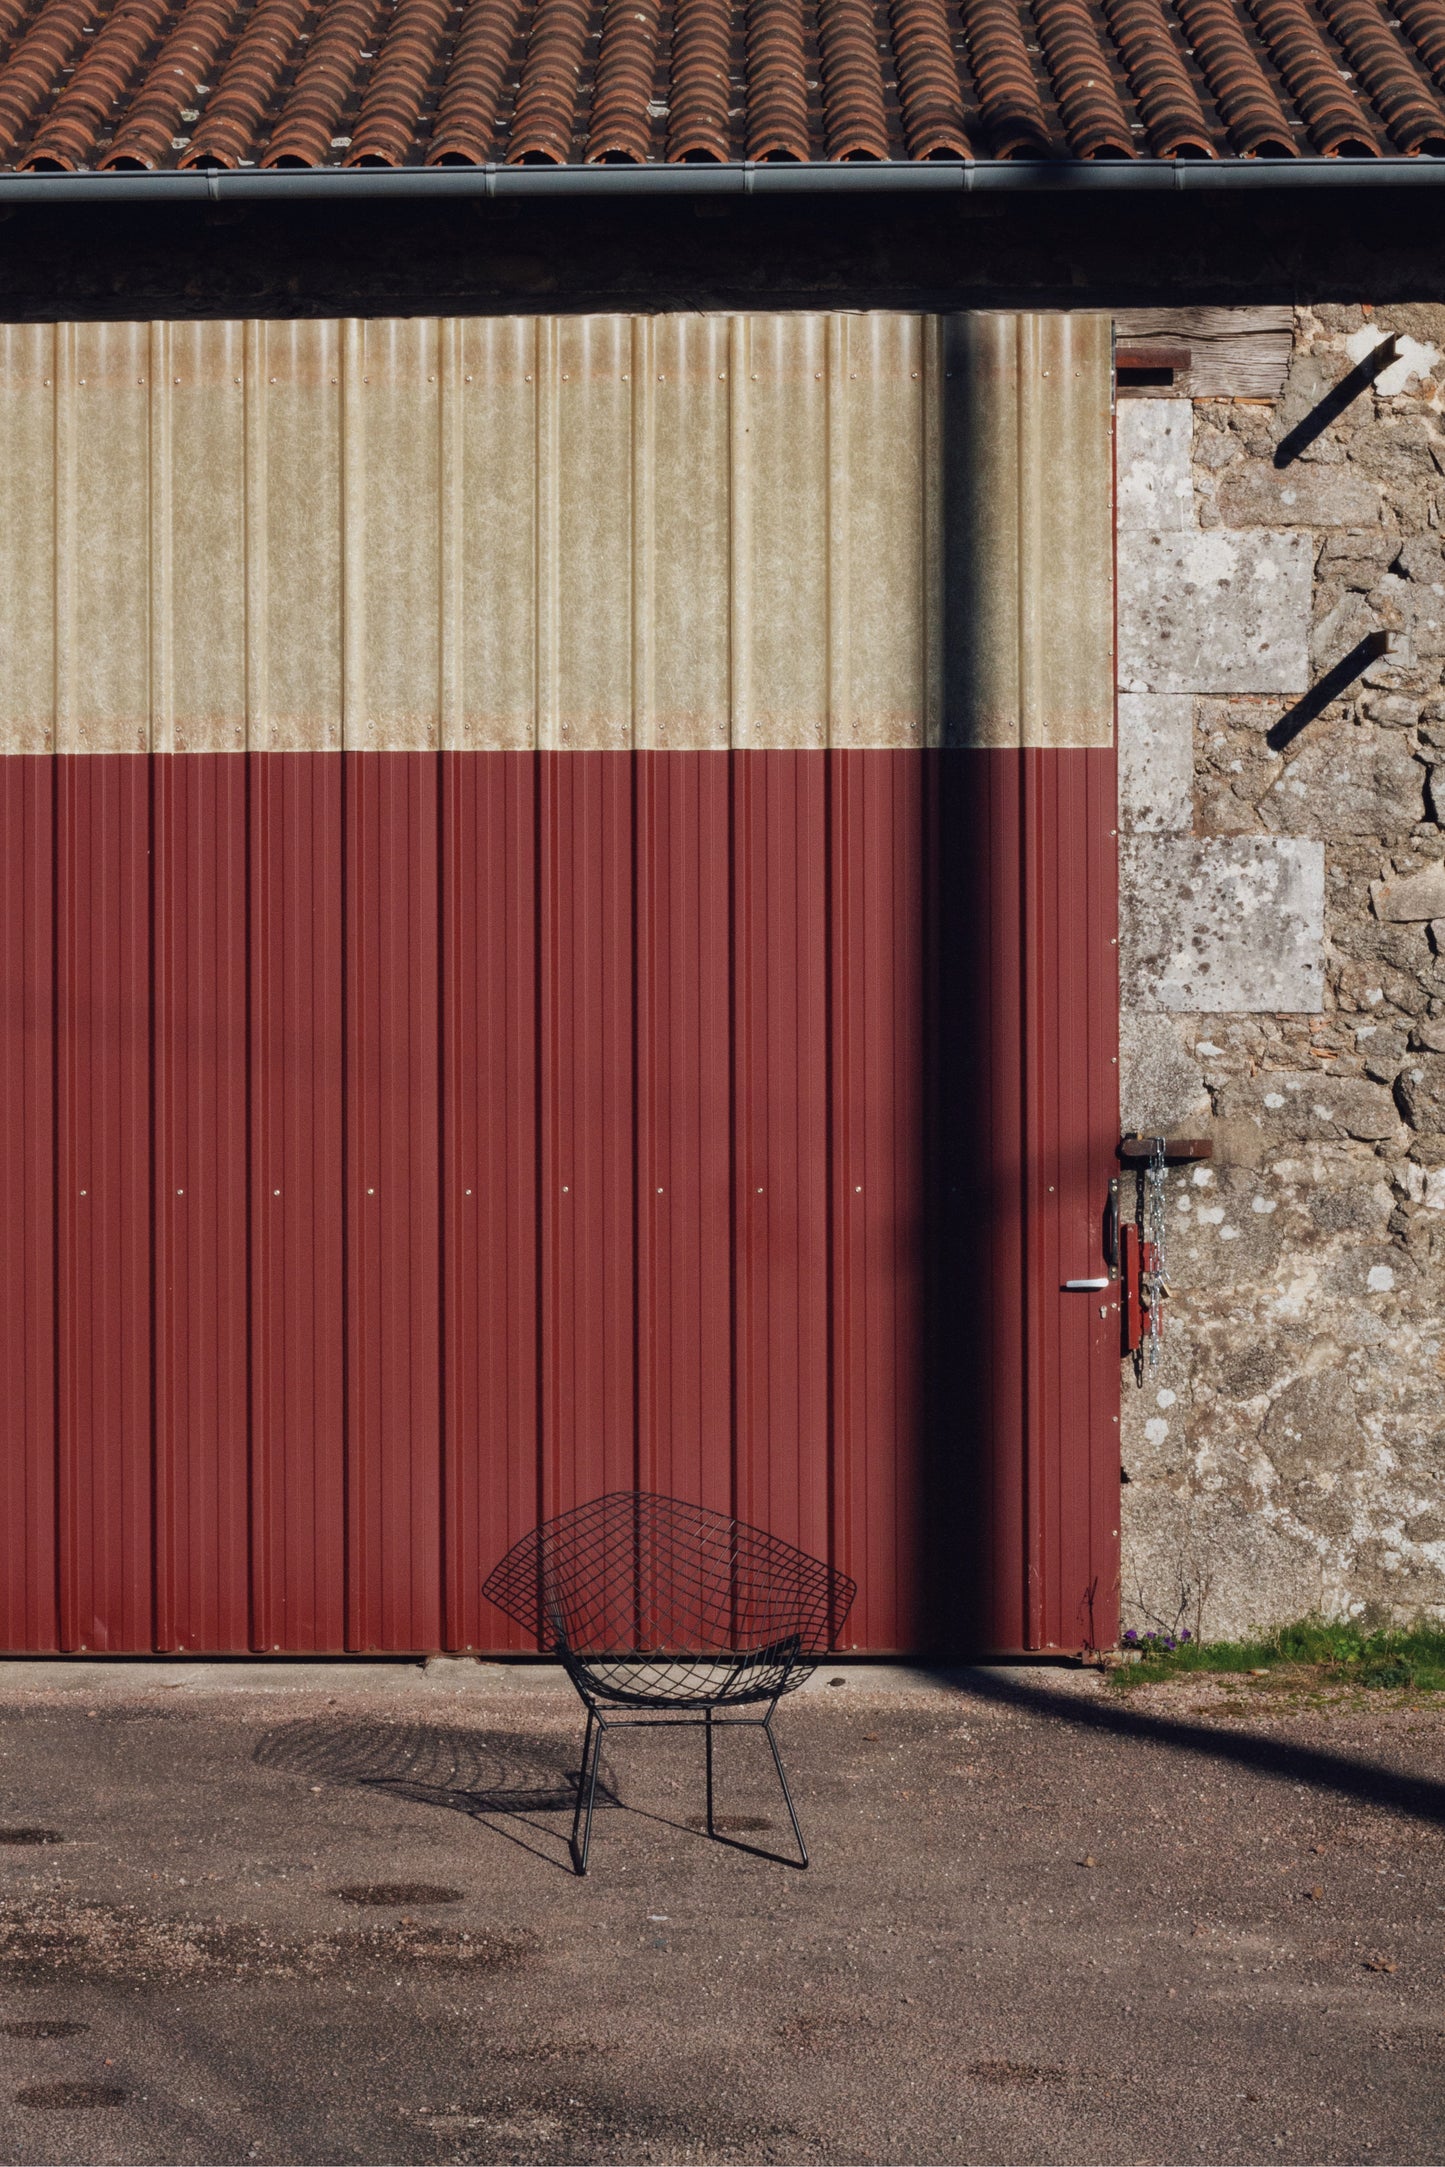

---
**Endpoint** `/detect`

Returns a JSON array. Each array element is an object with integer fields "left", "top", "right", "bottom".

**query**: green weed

[{"left": 1108, "top": 1618, "right": 1445, "bottom": 1693}]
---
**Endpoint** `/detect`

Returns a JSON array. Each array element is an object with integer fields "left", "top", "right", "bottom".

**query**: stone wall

[{"left": 1116, "top": 305, "right": 1445, "bottom": 1641}]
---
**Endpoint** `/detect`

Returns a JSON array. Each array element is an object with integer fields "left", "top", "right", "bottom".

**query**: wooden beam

[{"left": 1113, "top": 306, "right": 1293, "bottom": 400}]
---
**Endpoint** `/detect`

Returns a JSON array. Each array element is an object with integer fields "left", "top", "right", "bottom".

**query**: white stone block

[
  {"left": 1116, "top": 401, "right": 1194, "bottom": 532},
  {"left": 1118, "top": 692, "right": 1193, "bottom": 832},
  {"left": 1118, "top": 529, "right": 1312, "bottom": 696},
  {"left": 1122, "top": 837, "right": 1325, "bottom": 1013}
]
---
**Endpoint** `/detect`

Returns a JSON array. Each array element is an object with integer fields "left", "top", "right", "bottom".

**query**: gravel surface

[{"left": 0, "top": 1661, "right": 1442, "bottom": 2165}]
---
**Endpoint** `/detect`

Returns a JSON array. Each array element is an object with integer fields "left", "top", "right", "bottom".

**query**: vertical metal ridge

[
  {"left": 148, "top": 321, "right": 173, "bottom": 754},
  {"left": 727, "top": 315, "right": 752, "bottom": 746},
  {"left": 921, "top": 315, "right": 943, "bottom": 748},
  {"left": 439, "top": 317, "right": 464, "bottom": 750},
  {"left": 341, "top": 319, "right": 366, "bottom": 749},
  {"left": 243, "top": 320, "right": 269, "bottom": 750},
  {"left": 826, "top": 315, "right": 851, "bottom": 745},
  {"left": 53, "top": 323, "right": 75, "bottom": 753},
  {"left": 535, "top": 317, "right": 560, "bottom": 751},
  {"left": 630, "top": 316, "right": 655, "bottom": 750}
]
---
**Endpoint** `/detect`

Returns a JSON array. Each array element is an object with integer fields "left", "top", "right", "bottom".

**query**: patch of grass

[{"left": 1108, "top": 1619, "right": 1445, "bottom": 1693}]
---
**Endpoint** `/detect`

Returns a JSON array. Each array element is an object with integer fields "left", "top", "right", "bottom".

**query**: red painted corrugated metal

[
  {"left": 929, "top": 747, "right": 1119, "bottom": 1655},
  {"left": 0, "top": 745, "right": 1117, "bottom": 1656}
]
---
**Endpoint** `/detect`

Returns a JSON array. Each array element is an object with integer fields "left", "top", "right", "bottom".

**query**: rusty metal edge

[{"left": 0, "top": 157, "right": 1444, "bottom": 203}]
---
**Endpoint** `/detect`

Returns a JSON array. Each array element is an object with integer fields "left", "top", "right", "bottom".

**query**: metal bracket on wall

[
  {"left": 1266, "top": 628, "right": 1408, "bottom": 753},
  {"left": 1273, "top": 334, "right": 1400, "bottom": 467},
  {"left": 1117, "top": 1136, "right": 1213, "bottom": 1163}
]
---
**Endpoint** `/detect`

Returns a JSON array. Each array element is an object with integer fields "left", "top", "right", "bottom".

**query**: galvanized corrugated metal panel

[
  {"left": 944, "top": 310, "right": 1115, "bottom": 750},
  {"left": 0, "top": 314, "right": 944, "bottom": 754}
]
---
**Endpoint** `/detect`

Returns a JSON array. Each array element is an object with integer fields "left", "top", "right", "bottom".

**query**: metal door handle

[{"left": 1063, "top": 1278, "right": 1110, "bottom": 1291}]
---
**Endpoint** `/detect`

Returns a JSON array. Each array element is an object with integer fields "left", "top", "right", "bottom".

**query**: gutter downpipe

[{"left": 0, "top": 158, "right": 1442, "bottom": 206}]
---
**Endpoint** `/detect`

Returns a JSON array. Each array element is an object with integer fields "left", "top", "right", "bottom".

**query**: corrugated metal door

[{"left": 0, "top": 311, "right": 1118, "bottom": 1656}]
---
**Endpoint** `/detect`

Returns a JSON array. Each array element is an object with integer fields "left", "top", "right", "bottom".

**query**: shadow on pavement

[
  {"left": 949, "top": 1666, "right": 1445, "bottom": 1828},
  {"left": 253, "top": 1718, "right": 610, "bottom": 1871}
]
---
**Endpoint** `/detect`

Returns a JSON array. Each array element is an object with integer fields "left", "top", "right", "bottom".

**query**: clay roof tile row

[{"left": 0, "top": 0, "right": 1442, "bottom": 170}]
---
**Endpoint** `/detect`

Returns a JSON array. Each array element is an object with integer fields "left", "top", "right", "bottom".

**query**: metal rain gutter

[{"left": 0, "top": 157, "right": 1443, "bottom": 205}]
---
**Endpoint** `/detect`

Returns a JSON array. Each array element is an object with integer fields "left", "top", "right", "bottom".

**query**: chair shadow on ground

[{"left": 254, "top": 1716, "right": 765, "bottom": 1875}]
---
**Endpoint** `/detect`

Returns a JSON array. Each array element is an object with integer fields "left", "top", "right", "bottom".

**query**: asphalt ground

[{"left": 0, "top": 1659, "right": 1442, "bottom": 2166}]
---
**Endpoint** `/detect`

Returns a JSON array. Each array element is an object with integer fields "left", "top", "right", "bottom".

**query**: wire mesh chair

[{"left": 483, "top": 1492, "right": 856, "bottom": 1874}]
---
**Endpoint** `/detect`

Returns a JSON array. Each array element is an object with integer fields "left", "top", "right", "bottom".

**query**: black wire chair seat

[
  {"left": 483, "top": 1492, "right": 855, "bottom": 1873},
  {"left": 561, "top": 1634, "right": 804, "bottom": 1713}
]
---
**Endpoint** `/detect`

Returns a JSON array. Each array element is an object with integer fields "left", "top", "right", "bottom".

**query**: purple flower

[
  {"left": 1180, "top": 1629, "right": 1192, "bottom": 1643},
  {"left": 1123, "top": 1630, "right": 1138, "bottom": 1645}
]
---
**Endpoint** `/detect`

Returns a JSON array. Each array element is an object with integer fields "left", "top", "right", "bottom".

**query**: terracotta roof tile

[
  {"left": 889, "top": 0, "right": 971, "bottom": 157},
  {"left": 586, "top": 0, "right": 663, "bottom": 159},
  {"left": 1103, "top": 0, "right": 1214, "bottom": 155},
  {"left": 958, "top": 0, "right": 1051, "bottom": 155},
  {"left": 0, "top": 0, "right": 1441, "bottom": 169},
  {"left": 665, "top": 0, "right": 732, "bottom": 158},
  {"left": 24, "top": 0, "right": 171, "bottom": 167},
  {"left": 1173, "top": 0, "right": 1297, "bottom": 151},
  {"left": 745, "top": 0, "right": 811, "bottom": 159},
  {"left": 181, "top": 0, "right": 311, "bottom": 164},
  {"left": 1394, "top": 0, "right": 1445, "bottom": 94},
  {"left": 1245, "top": 0, "right": 1382, "bottom": 151},
  {"left": 425, "top": 0, "right": 525, "bottom": 159},
  {"left": 262, "top": 0, "right": 382, "bottom": 162}
]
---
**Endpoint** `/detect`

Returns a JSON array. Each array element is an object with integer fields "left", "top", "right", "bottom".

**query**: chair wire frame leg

[
  {"left": 568, "top": 1694, "right": 809, "bottom": 1875},
  {"left": 704, "top": 1707, "right": 715, "bottom": 1840},
  {"left": 762, "top": 1706, "right": 809, "bottom": 1868},
  {"left": 571, "top": 1706, "right": 603, "bottom": 1876}
]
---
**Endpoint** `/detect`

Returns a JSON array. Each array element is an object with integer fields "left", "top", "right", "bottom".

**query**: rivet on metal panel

[
  {"left": 465, "top": 375, "right": 472, "bottom": 383},
  {"left": 757, "top": 1186, "right": 763, "bottom": 1193},
  {"left": 657, "top": 1186, "right": 663, "bottom": 1193},
  {"left": 367, "top": 1187, "right": 374, "bottom": 1194},
  {"left": 562, "top": 1185, "right": 569, "bottom": 1192},
  {"left": 719, "top": 372, "right": 726, "bottom": 380},
  {"left": 465, "top": 1188, "right": 471, "bottom": 1195},
  {"left": 273, "top": 1189, "right": 280, "bottom": 1196},
  {"left": 855, "top": 1185, "right": 862, "bottom": 1192},
  {"left": 79, "top": 1189, "right": 86, "bottom": 1196},
  {"left": 177, "top": 1188, "right": 183, "bottom": 1195}
]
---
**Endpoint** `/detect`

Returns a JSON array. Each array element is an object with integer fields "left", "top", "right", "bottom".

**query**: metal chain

[{"left": 1143, "top": 1133, "right": 1167, "bottom": 1374}]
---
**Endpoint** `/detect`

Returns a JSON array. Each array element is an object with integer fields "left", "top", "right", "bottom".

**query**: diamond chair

[{"left": 482, "top": 1493, "right": 856, "bottom": 1875}]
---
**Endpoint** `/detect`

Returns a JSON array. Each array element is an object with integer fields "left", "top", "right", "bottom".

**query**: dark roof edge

[{"left": 0, "top": 156, "right": 1444, "bottom": 204}]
